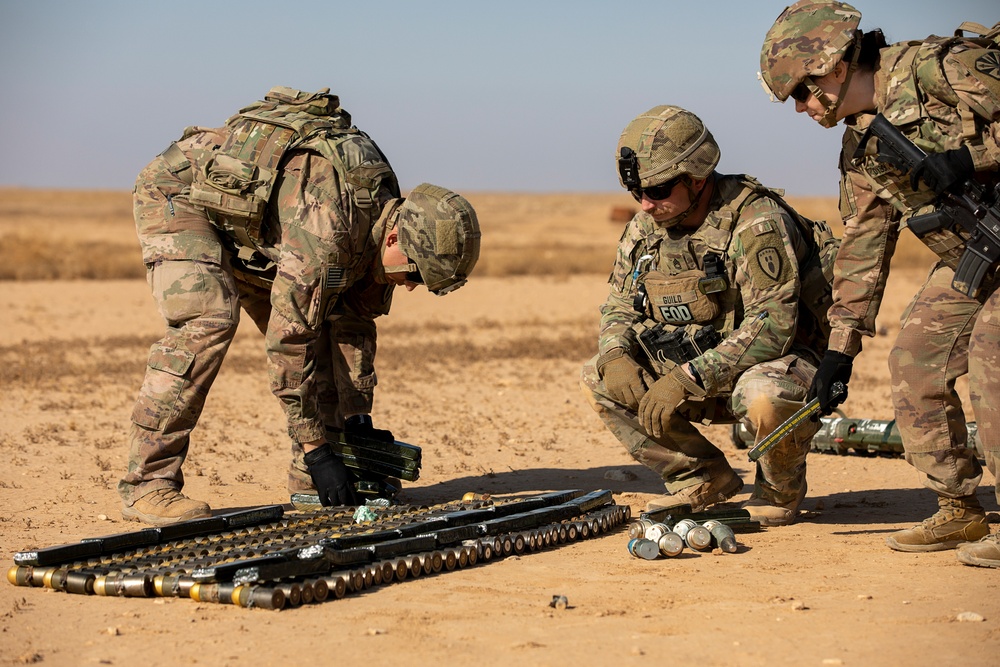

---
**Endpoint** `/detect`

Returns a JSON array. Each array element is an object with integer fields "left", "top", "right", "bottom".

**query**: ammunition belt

[{"left": 6, "top": 490, "right": 628, "bottom": 611}]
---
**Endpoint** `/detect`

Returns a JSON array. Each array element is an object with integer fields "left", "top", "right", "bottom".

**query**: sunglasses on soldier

[
  {"left": 790, "top": 78, "right": 819, "bottom": 103},
  {"left": 630, "top": 177, "right": 683, "bottom": 202}
]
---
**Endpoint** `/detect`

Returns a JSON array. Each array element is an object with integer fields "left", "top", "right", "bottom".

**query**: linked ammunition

[{"left": 6, "top": 491, "right": 627, "bottom": 612}]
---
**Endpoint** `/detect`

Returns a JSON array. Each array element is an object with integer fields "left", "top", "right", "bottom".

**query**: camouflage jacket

[
  {"left": 165, "top": 121, "right": 400, "bottom": 443},
  {"left": 831, "top": 35, "right": 1000, "bottom": 356},
  {"left": 599, "top": 174, "right": 829, "bottom": 395}
]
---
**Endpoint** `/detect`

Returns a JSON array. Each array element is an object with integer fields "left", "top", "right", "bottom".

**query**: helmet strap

[
  {"left": 372, "top": 198, "right": 404, "bottom": 282},
  {"left": 661, "top": 176, "right": 708, "bottom": 228},
  {"left": 817, "top": 34, "right": 862, "bottom": 128}
]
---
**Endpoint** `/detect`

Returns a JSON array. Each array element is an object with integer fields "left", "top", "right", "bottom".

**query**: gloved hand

[
  {"left": 304, "top": 443, "right": 357, "bottom": 507},
  {"left": 638, "top": 365, "right": 705, "bottom": 438},
  {"left": 808, "top": 350, "right": 854, "bottom": 416},
  {"left": 910, "top": 145, "right": 975, "bottom": 195},
  {"left": 597, "top": 349, "right": 651, "bottom": 410},
  {"left": 345, "top": 414, "right": 395, "bottom": 443}
]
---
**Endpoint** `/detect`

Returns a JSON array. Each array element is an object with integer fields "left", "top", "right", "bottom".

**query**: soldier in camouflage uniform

[
  {"left": 119, "top": 87, "right": 480, "bottom": 526},
  {"left": 580, "top": 106, "right": 838, "bottom": 525},
  {"left": 760, "top": 1, "right": 1000, "bottom": 565}
]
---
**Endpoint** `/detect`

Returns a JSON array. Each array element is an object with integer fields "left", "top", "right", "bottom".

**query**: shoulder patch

[
  {"left": 975, "top": 50, "right": 1000, "bottom": 80},
  {"left": 951, "top": 47, "right": 1000, "bottom": 98},
  {"left": 738, "top": 225, "right": 793, "bottom": 288}
]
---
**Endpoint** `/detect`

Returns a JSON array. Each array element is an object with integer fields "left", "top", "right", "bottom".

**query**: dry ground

[{"left": 0, "top": 189, "right": 996, "bottom": 667}]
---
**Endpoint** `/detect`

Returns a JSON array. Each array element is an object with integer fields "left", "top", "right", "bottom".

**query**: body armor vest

[{"left": 180, "top": 87, "right": 397, "bottom": 269}]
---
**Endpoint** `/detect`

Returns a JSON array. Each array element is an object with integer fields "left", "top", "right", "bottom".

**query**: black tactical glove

[
  {"left": 344, "top": 414, "right": 395, "bottom": 443},
  {"left": 304, "top": 443, "right": 357, "bottom": 507},
  {"left": 597, "top": 349, "right": 651, "bottom": 410},
  {"left": 808, "top": 351, "right": 854, "bottom": 416},
  {"left": 910, "top": 145, "right": 975, "bottom": 195}
]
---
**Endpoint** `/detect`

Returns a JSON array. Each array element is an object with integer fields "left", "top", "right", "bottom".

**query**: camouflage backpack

[
  {"left": 725, "top": 177, "right": 840, "bottom": 346},
  {"left": 187, "top": 86, "right": 398, "bottom": 254}
]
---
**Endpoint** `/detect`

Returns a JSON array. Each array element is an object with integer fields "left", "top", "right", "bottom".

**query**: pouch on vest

[
  {"left": 641, "top": 270, "right": 721, "bottom": 324},
  {"left": 189, "top": 154, "right": 277, "bottom": 243},
  {"left": 635, "top": 320, "right": 722, "bottom": 377}
]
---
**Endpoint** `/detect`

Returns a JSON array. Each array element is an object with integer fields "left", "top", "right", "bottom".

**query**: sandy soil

[{"left": 0, "top": 192, "right": 997, "bottom": 667}]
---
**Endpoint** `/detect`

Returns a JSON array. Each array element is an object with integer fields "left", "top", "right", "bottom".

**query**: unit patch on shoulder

[
  {"left": 757, "top": 247, "right": 783, "bottom": 281},
  {"left": 738, "top": 224, "right": 793, "bottom": 288},
  {"left": 976, "top": 51, "right": 1000, "bottom": 80}
]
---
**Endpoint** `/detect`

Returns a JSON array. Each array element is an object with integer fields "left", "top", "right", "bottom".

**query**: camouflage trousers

[
  {"left": 888, "top": 262, "right": 999, "bottom": 502},
  {"left": 581, "top": 352, "right": 819, "bottom": 505},
  {"left": 118, "top": 156, "right": 369, "bottom": 505}
]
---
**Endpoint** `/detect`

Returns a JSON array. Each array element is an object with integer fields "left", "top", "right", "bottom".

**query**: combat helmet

[
  {"left": 616, "top": 105, "right": 720, "bottom": 194},
  {"left": 393, "top": 183, "right": 480, "bottom": 296},
  {"left": 759, "top": 1, "right": 862, "bottom": 111}
]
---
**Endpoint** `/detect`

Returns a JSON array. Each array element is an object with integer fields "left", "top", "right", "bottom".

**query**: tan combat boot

[
  {"left": 956, "top": 533, "right": 1000, "bottom": 568},
  {"left": 885, "top": 495, "right": 988, "bottom": 552},
  {"left": 646, "top": 470, "right": 744, "bottom": 513},
  {"left": 743, "top": 483, "right": 808, "bottom": 527},
  {"left": 122, "top": 488, "right": 211, "bottom": 526}
]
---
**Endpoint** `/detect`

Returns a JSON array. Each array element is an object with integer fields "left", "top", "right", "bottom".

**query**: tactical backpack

[
  {"left": 727, "top": 176, "right": 840, "bottom": 346},
  {"left": 186, "top": 86, "right": 397, "bottom": 259}
]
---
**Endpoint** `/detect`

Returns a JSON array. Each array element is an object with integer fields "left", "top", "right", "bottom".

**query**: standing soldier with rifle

[
  {"left": 759, "top": 1, "right": 1000, "bottom": 566},
  {"left": 581, "top": 105, "right": 838, "bottom": 526},
  {"left": 119, "top": 87, "right": 480, "bottom": 525}
]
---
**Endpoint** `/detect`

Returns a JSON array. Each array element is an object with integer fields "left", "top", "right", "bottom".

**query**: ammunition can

[
  {"left": 644, "top": 522, "right": 669, "bottom": 542},
  {"left": 672, "top": 518, "right": 697, "bottom": 540},
  {"left": 657, "top": 532, "right": 684, "bottom": 557},
  {"left": 627, "top": 538, "right": 660, "bottom": 560},
  {"left": 685, "top": 525, "right": 713, "bottom": 551}
]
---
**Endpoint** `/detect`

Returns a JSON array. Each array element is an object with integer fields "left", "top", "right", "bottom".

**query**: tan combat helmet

[
  {"left": 616, "top": 105, "right": 720, "bottom": 193},
  {"left": 759, "top": 1, "right": 862, "bottom": 125},
  {"left": 394, "top": 183, "right": 481, "bottom": 296}
]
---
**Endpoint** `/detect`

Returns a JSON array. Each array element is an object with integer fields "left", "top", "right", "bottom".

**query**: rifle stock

[{"left": 859, "top": 114, "right": 1000, "bottom": 298}]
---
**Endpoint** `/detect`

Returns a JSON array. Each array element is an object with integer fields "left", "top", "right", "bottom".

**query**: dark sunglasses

[
  {"left": 790, "top": 81, "right": 813, "bottom": 103},
  {"left": 630, "top": 177, "right": 682, "bottom": 202}
]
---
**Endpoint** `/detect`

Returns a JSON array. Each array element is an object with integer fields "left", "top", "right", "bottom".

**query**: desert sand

[{"left": 0, "top": 189, "right": 996, "bottom": 667}]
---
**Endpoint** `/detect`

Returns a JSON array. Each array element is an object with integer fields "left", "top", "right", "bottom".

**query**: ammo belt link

[{"left": 7, "top": 490, "right": 628, "bottom": 611}]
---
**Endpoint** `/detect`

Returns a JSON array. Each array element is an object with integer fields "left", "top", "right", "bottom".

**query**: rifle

[{"left": 856, "top": 114, "right": 1000, "bottom": 298}]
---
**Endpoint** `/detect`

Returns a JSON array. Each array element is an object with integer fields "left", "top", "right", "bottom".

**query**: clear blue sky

[{"left": 0, "top": 0, "right": 995, "bottom": 196}]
